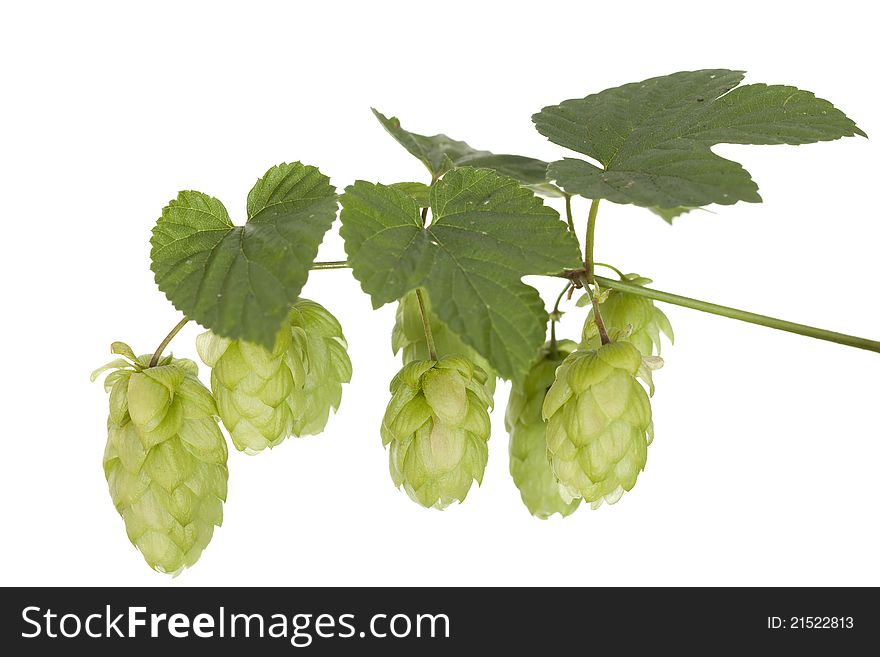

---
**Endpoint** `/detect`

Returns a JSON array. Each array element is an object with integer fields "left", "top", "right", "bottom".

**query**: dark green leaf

[
  {"left": 456, "top": 154, "right": 562, "bottom": 197},
  {"left": 372, "top": 108, "right": 561, "bottom": 195},
  {"left": 150, "top": 162, "right": 337, "bottom": 348},
  {"left": 533, "top": 69, "right": 865, "bottom": 208},
  {"left": 649, "top": 206, "right": 695, "bottom": 224},
  {"left": 372, "top": 108, "right": 480, "bottom": 178},
  {"left": 339, "top": 167, "right": 582, "bottom": 381}
]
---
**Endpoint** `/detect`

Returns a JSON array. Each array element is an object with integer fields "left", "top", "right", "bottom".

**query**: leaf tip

[{"left": 371, "top": 107, "right": 397, "bottom": 128}]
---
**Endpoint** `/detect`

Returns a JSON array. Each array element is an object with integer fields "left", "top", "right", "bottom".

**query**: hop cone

[
  {"left": 197, "top": 299, "right": 352, "bottom": 453},
  {"left": 92, "top": 346, "right": 228, "bottom": 574},
  {"left": 381, "top": 357, "right": 492, "bottom": 509},
  {"left": 391, "top": 290, "right": 496, "bottom": 397},
  {"left": 506, "top": 341, "right": 581, "bottom": 519},
  {"left": 586, "top": 274, "right": 673, "bottom": 356},
  {"left": 542, "top": 341, "right": 652, "bottom": 508}
]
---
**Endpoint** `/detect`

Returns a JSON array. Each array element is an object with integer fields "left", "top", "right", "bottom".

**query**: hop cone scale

[
  {"left": 391, "top": 290, "right": 496, "bottom": 396},
  {"left": 542, "top": 341, "right": 653, "bottom": 508},
  {"left": 92, "top": 347, "right": 228, "bottom": 574},
  {"left": 506, "top": 341, "right": 581, "bottom": 518},
  {"left": 381, "top": 357, "right": 492, "bottom": 509},
  {"left": 586, "top": 274, "right": 673, "bottom": 356},
  {"left": 197, "top": 299, "right": 352, "bottom": 453}
]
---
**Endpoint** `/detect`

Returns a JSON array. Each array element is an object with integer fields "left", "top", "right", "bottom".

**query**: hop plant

[
  {"left": 99, "top": 71, "right": 867, "bottom": 573},
  {"left": 542, "top": 341, "right": 653, "bottom": 508},
  {"left": 92, "top": 345, "right": 228, "bottom": 575},
  {"left": 506, "top": 340, "right": 581, "bottom": 519},
  {"left": 585, "top": 274, "right": 674, "bottom": 356},
  {"left": 381, "top": 357, "right": 492, "bottom": 509},
  {"left": 392, "top": 290, "right": 496, "bottom": 396},
  {"left": 197, "top": 299, "right": 352, "bottom": 453}
]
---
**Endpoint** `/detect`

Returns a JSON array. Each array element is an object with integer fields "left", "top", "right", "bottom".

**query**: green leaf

[
  {"left": 339, "top": 167, "right": 582, "bottom": 382},
  {"left": 457, "top": 154, "right": 563, "bottom": 197},
  {"left": 532, "top": 69, "right": 865, "bottom": 208},
  {"left": 110, "top": 341, "right": 137, "bottom": 361},
  {"left": 150, "top": 162, "right": 338, "bottom": 349},
  {"left": 649, "top": 206, "right": 695, "bottom": 224},
  {"left": 389, "top": 182, "right": 431, "bottom": 207},
  {"left": 372, "top": 108, "right": 562, "bottom": 195},
  {"left": 372, "top": 108, "right": 481, "bottom": 178}
]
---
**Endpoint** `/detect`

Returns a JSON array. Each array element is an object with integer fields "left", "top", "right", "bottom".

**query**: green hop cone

[
  {"left": 585, "top": 274, "right": 673, "bottom": 356},
  {"left": 381, "top": 357, "right": 492, "bottom": 509},
  {"left": 92, "top": 344, "right": 228, "bottom": 575},
  {"left": 391, "top": 290, "right": 496, "bottom": 397},
  {"left": 542, "top": 341, "right": 653, "bottom": 508},
  {"left": 284, "top": 300, "right": 353, "bottom": 436},
  {"left": 196, "top": 299, "right": 352, "bottom": 453},
  {"left": 506, "top": 341, "right": 581, "bottom": 519}
]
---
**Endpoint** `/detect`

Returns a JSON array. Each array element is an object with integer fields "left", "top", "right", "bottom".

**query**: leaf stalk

[
  {"left": 549, "top": 282, "right": 572, "bottom": 357},
  {"left": 564, "top": 194, "right": 576, "bottom": 234},
  {"left": 414, "top": 288, "right": 438, "bottom": 360},
  {"left": 584, "top": 198, "right": 600, "bottom": 282},
  {"left": 311, "top": 260, "right": 350, "bottom": 270}
]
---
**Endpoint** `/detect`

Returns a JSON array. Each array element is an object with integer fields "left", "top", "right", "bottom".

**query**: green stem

[
  {"left": 414, "top": 288, "right": 438, "bottom": 360},
  {"left": 581, "top": 199, "right": 609, "bottom": 345},
  {"left": 149, "top": 318, "right": 189, "bottom": 367},
  {"left": 549, "top": 282, "right": 571, "bottom": 357},
  {"left": 594, "top": 262, "right": 626, "bottom": 279},
  {"left": 578, "top": 275, "right": 610, "bottom": 345},
  {"left": 594, "top": 275, "right": 880, "bottom": 354},
  {"left": 584, "top": 198, "right": 601, "bottom": 282},
  {"left": 311, "top": 260, "right": 350, "bottom": 270},
  {"left": 305, "top": 257, "right": 880, "bottom": 354},
  {"left": 564, "top": 194, "right": 575, "bottom": 233}
]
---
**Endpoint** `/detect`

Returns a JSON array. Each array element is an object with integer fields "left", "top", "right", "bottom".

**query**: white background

[{"left": 1, "top": 0, "right": 877, "bottom": 587}]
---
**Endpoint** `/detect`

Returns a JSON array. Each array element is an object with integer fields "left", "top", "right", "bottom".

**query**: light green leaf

[
  {"left": 90, "top": 359, "right": 133, "bottom": 382},
  {"left": 533, "top": 69, "right": 865, "bottom": 208},
  {"left": 339, "top": 167, "right": 582, "bottom": 382},
  {"left": 372, "top": 108, "right": 561, "bottom": 195},
  {"left": 389, "top": 182, "right": 431, "bottom": 207},
  {"left": 110, "top": 341, "right": 137, "bottom": 361},
  {"left": 150, "top": 162, "right": 338, "bottom": 349}
]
